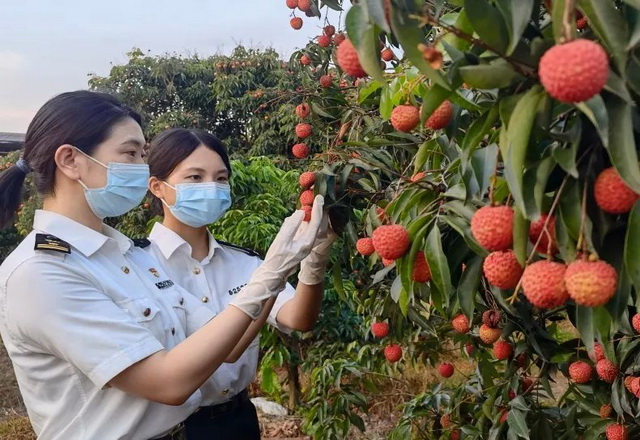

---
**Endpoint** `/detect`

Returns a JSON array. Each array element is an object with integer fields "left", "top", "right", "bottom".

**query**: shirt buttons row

[
  {"left": 201, "top": 296, "right": 209, "bottom": 303},
  {"left": 193, "top": 267, "right": 201, "bottom": 275},
  {"left": 121, "top": 266, "right": 130, "bottom": 274},
  {"left": 143, "top": 308, "right": 151, "bottom": 317},
  {"left": 221, "top": 388, "right": 229, "bottom": 395},
  {"left": 171, "top": 327, "right": 176, "bottom": 335}
]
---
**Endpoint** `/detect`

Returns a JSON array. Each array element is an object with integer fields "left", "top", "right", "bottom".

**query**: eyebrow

[
  {"left": 184, "top": 167, "right": 229, "bottom": 175},
  {"left": 121, "top": 139, "right": 146, "bottom": 148}
]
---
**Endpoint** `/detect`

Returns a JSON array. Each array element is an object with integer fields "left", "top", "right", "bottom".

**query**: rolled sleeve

[
  {"left": 267, "top": 282, "right": 296, "bottom": 334},
  {"left": 5, "top": 257, "right": 166, "bottom": 389}
]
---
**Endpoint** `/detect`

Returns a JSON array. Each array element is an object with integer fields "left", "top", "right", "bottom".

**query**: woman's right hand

[{"left": 230, "top": 195, "right": 324, "bottom": 318}]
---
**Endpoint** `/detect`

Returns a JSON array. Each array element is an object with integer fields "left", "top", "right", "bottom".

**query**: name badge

[{"left": 156, "top": 280, "right": 175, "bottom": 290}]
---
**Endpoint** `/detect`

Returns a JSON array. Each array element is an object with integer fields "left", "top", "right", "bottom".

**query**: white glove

[
  {"left": 297, "top": 209, "right": 337, "bottom": 286},
  {"left": 230, "top": 195, "right": 325, "bottom": 319}
]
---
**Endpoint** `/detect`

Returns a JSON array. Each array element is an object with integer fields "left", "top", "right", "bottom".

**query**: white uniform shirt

[
  {"left": 0, "top": 210, "right": 215, "bottom": 440},
  {"left": 146, "top": 222, "right": 296, "bottom": 406}
]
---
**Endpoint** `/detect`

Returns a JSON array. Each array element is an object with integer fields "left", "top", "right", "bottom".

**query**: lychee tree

[{"left": 286, "top": 0, "right": 640, "bottom": 438}]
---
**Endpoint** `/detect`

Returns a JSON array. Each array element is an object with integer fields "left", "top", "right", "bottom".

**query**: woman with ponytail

[{"left": 0, "top": 91, "right": 324, "bottom": 440}]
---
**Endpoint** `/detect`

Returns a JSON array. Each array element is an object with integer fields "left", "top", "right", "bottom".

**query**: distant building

[{"left": 0, "top": 132, "right": 25, "bottom": 155}]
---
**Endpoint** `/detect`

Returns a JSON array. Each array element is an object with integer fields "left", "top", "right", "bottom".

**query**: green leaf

[
  {"left": 513, "top": 206, "right": 529, "bottom": 266},
  {"left": 575, "top": 95, "right": 609, "bottom": 148},
  {"left": 458, "top": 254, "right": 483, "bottom": 321},
  {"left": 420, "top": 85, "right": 451, "bottom": 122},
  {"left": 576, "top": 306, "right": 594, "bottom": 354},
  {"left": 442, "top": 9, "right": 474, "bottom": 52},
  {"left": 362, "top": 0, "right": 390, "bottom": 33},
  {"left": 464, "top": 0, "right": 510, "bottom": 54},
  {"left": 604, "top": 95, "right": 640, "bottom": 193},
  {"left": 495, "top": 0, "right": 535, "bottom": 55},
  {"left": 625, "top": 200, "right": 640, "bottom": 292},
  {"left": 579, "top": 0, "right": 629, "bottom": 73},
  {"left": 582, "top": 419, "right": 612, "bottom": 440},
  {"left": 507, "top": 409, "right": 530, "bottom": 439},
  {"left": 461, "top": 105, "right": 500, "bottom": 165},
  {"left": 503, "top": 86, "right": 545, "bottom": 216},
  {"left": 470, "top": 144, "right": 500, "bottom": 199},
  {"left": 459, "top": 59, "right": 523, "bottom": 90},
  {"left": 389, "top": 3, "right": 451, "bottom": 90},
  {"left": 552, "top": 141, "right": 580, "bottom": 179},
  {"left": 425, "top": 224, "right": 453, "bottom": 307},
  {"left": 522, "top": 156, "right": 556, "bottom": 220},
  {"left": 345, "top": 5, "right": 386, "bottom": 83}
]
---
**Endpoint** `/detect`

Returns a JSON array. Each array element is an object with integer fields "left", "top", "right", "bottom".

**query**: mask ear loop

[
  {"left": 160, "top": 181, "right": 178, "bottom": 209},
  {"left": 74, "top": 146, "right": 108, "bottom": 190}
]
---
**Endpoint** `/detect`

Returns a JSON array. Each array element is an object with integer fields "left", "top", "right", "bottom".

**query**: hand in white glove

[
  {"left": 230, "top": 195, "right": 325, "bottom": 318},
  {"left": 297, "top": 208, "right": 338, "bottom": 286}
]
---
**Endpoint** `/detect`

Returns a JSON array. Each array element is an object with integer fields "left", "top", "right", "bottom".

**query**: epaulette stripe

[
  {"left": 34, "top": 234, "right": 71, "bottom": 254},
  {"left": 216, "top": 240, "right": 261, "bottom": 257}
]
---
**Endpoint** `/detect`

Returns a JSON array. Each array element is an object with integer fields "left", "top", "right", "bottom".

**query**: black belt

[
  {"left": 188, "top": 389, "right": 251, "bottom": 421},
  {"left": 152, "top": 422, "right": 185, "bottom": 440}
]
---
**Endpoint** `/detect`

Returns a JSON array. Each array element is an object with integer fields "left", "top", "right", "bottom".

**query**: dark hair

[
  {"left": 0, "top": 90, "right": 142, "bottom": 229},
  {"left": 147, "top": 128, "right": 231, "bottom": 215}
]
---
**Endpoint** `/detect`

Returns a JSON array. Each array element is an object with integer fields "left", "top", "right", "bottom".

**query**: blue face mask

[
  {"left": 76, "top": 148, "right": 150, "bottom": 219},
  {"left": 162, "top": 182, "right": 232, "bottom": 228}
]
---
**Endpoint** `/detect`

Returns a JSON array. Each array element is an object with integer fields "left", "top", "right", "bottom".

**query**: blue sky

[{"left": 0, "top": 0, "right": 347, "bottom": 132}]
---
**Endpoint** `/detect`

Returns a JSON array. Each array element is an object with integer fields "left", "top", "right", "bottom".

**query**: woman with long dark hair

[
  {"left": 143, "top": 128, "right": 335, "bottom": 439},
  {"left": 0, "top": 91, "right": 324, "bottom": 440}
]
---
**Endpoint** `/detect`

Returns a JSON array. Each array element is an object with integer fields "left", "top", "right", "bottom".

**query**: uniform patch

[
  {"left": 148, "top": 268, "right": 160, "bottom": 278},
  {"left": 216, "top": 240, "right": 261, "bottom": 258},
  {"left": 34, "top": 234, "right": 71, "bottom": 254},
  {"left": 133, "top": 238, "right": 151, "bottom": 248},
  {"left": 228, "top": 283, "right": 247, "bottom": 295},
  {"left": 155, "top": 280, "right": 175, "bottom": 290}
]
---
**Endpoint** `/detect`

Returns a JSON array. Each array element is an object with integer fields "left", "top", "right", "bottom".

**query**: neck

[
  {"left": 162, "top": 214, "right": 210, "bottom": 261},
  {"left": 42, "top": 196, "right": 103, "bottom": 232}
]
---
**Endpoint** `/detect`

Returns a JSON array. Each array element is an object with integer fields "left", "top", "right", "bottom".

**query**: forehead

[
  {"left": 107, "top": 118, "right": 145, "bottom": 145},
  {"left": 174, "top": 144, "right": 228, "bottom": 173}
]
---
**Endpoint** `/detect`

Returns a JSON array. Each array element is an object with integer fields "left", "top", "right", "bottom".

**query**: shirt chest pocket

[{"left": 117, "top": 297, "right": 166, "bottom": 339}]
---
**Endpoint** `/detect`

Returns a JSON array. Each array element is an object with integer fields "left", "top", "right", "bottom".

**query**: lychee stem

[{"left": 561, "top": 0, "right": 578, "bottom": 43}]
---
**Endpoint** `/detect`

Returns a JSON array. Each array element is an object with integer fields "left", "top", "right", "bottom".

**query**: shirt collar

[
  {"left": 33, "top": 210, "right": 132, "bottom": 257},
  {"left": 148, "top": 222, "right": 222, "bottom": 263}
]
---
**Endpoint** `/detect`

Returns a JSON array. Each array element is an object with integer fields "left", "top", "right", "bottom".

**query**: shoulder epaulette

[
  {"left": 216, "top": 240, "right": 261, "bottom": 258},
  {"left": 133, "top": 238, "right": 151, "bottom": 248},
  {"left": 34, "top": 234, "right": 70, "bottom": 254}
]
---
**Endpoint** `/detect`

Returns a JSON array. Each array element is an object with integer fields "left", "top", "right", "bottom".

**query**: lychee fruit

[
  {"left": 382, "top": 258, "right": 395, "bottom": 267},
  {"left": 286, "top": 0, "right": 298, "bottom": 8},
  {"left": 371, "top": 322, "right": 389, "bottom": 338},
  {"left": 295, "top": 123, "right": 312, "bottom": 139},
  {"left": 529, "top": 214, "right": 558, "bottom": 255},
  {"left": 333, "top": 33, "right": 346, "bottom": 46},
  {"left": 302, "top": 205, "right": 312, "bottom": 222},
  {"left": 577, "top": 17, "right": 589, "bottom": 30},
  {"left": 600, "top": 404, "right": 613, "bottom": 419},
  {"left": 356, "top": 237, "right": 375, "bottom": 256},
  {"left": 596, "top": 359, "right": 619, "bottom": 383},
  {"left": 323, "top": 25, "right": 335, "bottom": 36},
  {"left": 515, "top": 353, "right": 527, "bottom": 369},
  {"left": 297, "top": 0, "right": 312, "bottom": 12},
  {"left": 521, "top": 377, "right": 534, "bottom": 392},
  {"left": 450, "top": 429, "right": 461, "bottom": 440},
  {"left": 384, "top": 344, "right": 402, "bottom": 362},
  {"left": 412, "top": 251, "right": 432, "bottom": 283},
  {"left": 372, "top": 225, "right": 410, "bottom": 260},
  {"left": 290, "top": 17, "right": 303, "bottom": 30},
  {"left": 295, "top": 103, "right": 311, "bottom": 119},
  {"left": 451, "top": 314, "right": 470, "bottom": 334},
  {"left": 590, "top": 342, "right": 606, "bottom": 362},
  {"left": 292, "top": 143, "right": 310, "bottom": 159},
  {"left": 493, "top": 340, "right": 513, "bottom": 360},
  {"left": 605, "top": 423, "right": 628, "bottom": 440},
  {"left": 299, "top": 171, "right": 315, "bottom": 189},
  {"left": 479, "top": 324, "right": 502, "bottom": 344},
  {"left": 381, "top": 48, "right": 394, "bottom": 62},
  {"left": 425, "top": 100, "right": 453, "bottom": 130},
  {"left": 625, "top": 376, "right": 635, "bottom": 393},
  {"left": 482, "top": 250, "right": 523, "bottom": 290},
  {"left": 440, "top": 414, "right": 451, "bottom": 428},
  {"left": 499, "top": 409, "right": 509, "bottom": 423},
  {"left": 390, "top": 105, "right": 420, "bottom": 132},
  {"left": 319, "top": 74, "right": 333, "bottom": 88},
  {"left": 300, "top": 54, "right": 311, "bottom": 65},
  {"left": 317, "top": 35, "right": 331, "bottom": 48},
  {"left": 568, "top": 361, "right": 593, "bottom": 384},
  {"left": 538, "top": 39, "right": 609, "bottom": 103},
  {"left": 299, "top": 189, "right": 314, "bottom": 206},
  {"left": 632, "top": 377, "right": 640, "bottom": 397},
  {"left": 521, "top": 260, "right": 569, "bottom": 309},
  {"left": 632, "top": 314, "right": 640, "bottom": 333},
  {"left": 439, "top": 362, "right": 454, "bottom": 378},
  {"left": 465, "top": 342, "right": 475, "bottom": 357},
  {"left": 470, "top": 205, "right": 514, "bottom": 251},
  {"left": 482, "top": 310, "right": 502, "bottom": 329},
  {"left": 594, "top": 167, "right": 639, "bottom": 214},
  {"left": 336, "top": 39, "right": 367, "bottom": 78},
  {"left": 410, "top": 172, "right": 425, "bottom": 182},
  {"left": 565, "top": 260, "right": 618, "bottom": 307}
]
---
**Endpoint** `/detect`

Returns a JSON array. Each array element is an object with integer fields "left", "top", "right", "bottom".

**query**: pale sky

[{"left": 0, "top": 0, "right": 347, "bottom": 133}]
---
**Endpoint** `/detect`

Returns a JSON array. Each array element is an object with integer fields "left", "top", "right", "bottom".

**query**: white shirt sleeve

[{"left": 4, "top": 257, "right": 165, "bottom": 389}]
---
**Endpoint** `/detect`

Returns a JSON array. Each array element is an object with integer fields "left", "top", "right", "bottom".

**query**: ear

[
  {"left": 148, "top": 176, "right": 166, "bottom": 199},
  {"left": 53, "top": 144, "right": 83, "bottom": 181}
]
